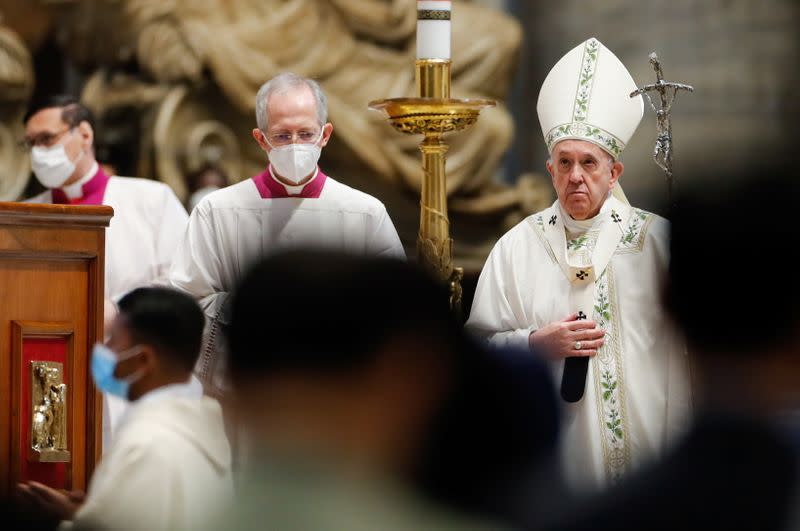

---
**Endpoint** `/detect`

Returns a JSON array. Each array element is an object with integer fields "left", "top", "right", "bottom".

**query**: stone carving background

[
  {"left": 0, "top": 17, "right": 34, "bottom": 201},
  {"left": 0, "top": 0, "right": 551, "bottom": 272},
  {"left": 3, "top": 0, "right": 798, "bottom": 270}
]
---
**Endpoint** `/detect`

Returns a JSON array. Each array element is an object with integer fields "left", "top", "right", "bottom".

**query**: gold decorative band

[{"left": 418, "top": 10, "right": 451, "bottom": 21}]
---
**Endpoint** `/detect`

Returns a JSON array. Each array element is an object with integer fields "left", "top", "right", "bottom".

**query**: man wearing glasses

[
  {"left": 23, "top": 95, "right": 189, "bottom": 447},
  {"left": 170, "top": 73, "right": 405, "bottom": 396}
]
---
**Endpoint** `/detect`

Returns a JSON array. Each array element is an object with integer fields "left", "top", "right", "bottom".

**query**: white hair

[{"left": 255, "top": 73, "right": 328, "bottom": 132}]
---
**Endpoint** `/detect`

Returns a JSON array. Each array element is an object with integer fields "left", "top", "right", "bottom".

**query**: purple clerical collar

[
  {"left": 252, "top": 166, "right": 328, "bottom": 199},
  {"left": 52, "top": 163, "right": 110, "bottom": 205}
]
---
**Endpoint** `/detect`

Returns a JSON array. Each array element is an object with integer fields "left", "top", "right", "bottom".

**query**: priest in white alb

[
  {"left": 170, "top": 73, "right": 405, "bottom": 396},
  {"left": 466, "top": 38, "right": 692, "bottom": 490},
  {"left": 23, "top": 96, "right": 190, "bottom": 447}
]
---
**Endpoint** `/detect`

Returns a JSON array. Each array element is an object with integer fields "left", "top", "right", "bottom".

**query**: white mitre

[{"left": 537, "top": 37, "right": 643, "bottom": 160}]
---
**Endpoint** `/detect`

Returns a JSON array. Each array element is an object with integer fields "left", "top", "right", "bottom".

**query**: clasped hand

[{"left": 528, "top": 313, "right": 605, "bottom": 359}]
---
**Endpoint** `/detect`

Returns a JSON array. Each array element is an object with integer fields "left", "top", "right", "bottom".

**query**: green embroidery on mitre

[
  {"left": 538, "top": 37, "right": 642, "bottom": 162},
  {"left": 546, "top": 38, "right": 625, "bottom": 159},
  {"left": 571, "top": 38, "right": 600, "bottom": 123},
  {"left": 546, "top": 122, "right": 625, "bottom": 158}
]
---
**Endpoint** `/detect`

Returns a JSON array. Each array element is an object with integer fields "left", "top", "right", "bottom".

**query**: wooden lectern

[{"left": 0, "top": 202, "right": 112, "bottom": 496}]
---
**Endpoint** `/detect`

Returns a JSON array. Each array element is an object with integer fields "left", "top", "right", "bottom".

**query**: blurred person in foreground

[
  {"left": 218, "top": 250, "right": 560, "bottom": 530},
  {"left": 0, "top": 497, "right": 51, "bottom": 531},
  {"left": 540, "top": 169, "right": 800, "bottom": 531},
  {"left": 18, "top": 287, "right": 233, "bottom": 530}
]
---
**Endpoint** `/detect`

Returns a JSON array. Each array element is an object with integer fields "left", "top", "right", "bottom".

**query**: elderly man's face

[{"left": 546, "top": 139, "right": 623, "bottom": 220}]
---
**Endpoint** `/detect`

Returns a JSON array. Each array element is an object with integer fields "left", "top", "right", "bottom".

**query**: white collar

[
  {"left": 116, "top": 375, "right": 203, "bottom": 430},
  {"left": 269, "top": 165, "right": 318, "bottom": 195},
  {"left": 62, "top": 161, "right": 99, "bottom": 199},
  {"left": 136, "top": 375, "right": 203, "bottom": 407}
]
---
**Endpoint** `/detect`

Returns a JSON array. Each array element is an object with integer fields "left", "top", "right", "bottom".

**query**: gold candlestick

[{"left": 369, "top": 59, "right": 494, "bottom": 315}]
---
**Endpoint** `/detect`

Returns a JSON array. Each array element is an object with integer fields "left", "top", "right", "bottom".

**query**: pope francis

[{"left": 466, "top": 38, "right": 692, "bottom": 490}]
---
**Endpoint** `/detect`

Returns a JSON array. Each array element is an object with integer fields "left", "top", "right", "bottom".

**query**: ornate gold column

[{"left": 369, "top": 60, "right": 493, "bottom": 315}]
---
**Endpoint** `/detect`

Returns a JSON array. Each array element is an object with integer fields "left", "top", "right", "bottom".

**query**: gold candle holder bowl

[{"left": 368, "top": 98, "right": 495, "bottom": 136}]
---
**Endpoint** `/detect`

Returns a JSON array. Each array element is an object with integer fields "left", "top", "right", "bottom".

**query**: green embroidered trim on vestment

[
  {"left": 530, "top": 212, "right": 557, "bottom": 264},
  {"left": 591, "top": 266, "right": 632, "bottom": 483},
  {"left": 617, "top": 209, "right": 654, "bottom": 254},
  {"left": 566, "top": 228, "right": 600, "bottom": 266},
  {"left": 567, "top": 234, "right": 588, "bottom": 251},
  {"left": 532, "top": 205, "right": 633, "bottom": 482}
]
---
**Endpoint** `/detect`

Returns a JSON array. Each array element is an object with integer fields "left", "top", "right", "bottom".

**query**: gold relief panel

[{"left": 30, "top": 361, "right": 70, "bottom": 463}]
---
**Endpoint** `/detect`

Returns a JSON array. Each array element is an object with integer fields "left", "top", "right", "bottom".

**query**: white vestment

[
  {"left": 28, "top": 168, "right": 190, "bottom": 448},
  {"left": 61, "top": 381, "right": 233, "bottom": 530},
  {"left": 28, "top": 171, "right": 189, "bottom": 300},
  {"left": 466, "top": 196, "right": 692, "bottom": 489},
  {"left": 170, "top": 170, "right": 405, "bottom": 394}
]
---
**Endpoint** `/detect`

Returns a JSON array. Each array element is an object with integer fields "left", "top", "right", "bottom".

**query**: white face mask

[
  {"left": 264, "top": 131, "right": 323, "bottom": 184},
  {"left": 31, "top": 141, "right": 83, "bottom": 189}
]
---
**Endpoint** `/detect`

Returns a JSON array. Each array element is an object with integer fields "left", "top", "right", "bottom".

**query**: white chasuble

[{"left": 466, "top": 196, "right": 692, "bottom": 489}]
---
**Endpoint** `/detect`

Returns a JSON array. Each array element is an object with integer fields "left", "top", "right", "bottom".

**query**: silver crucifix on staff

[{"left": 630, "top": 52, "right": 693, "bottom": 203}]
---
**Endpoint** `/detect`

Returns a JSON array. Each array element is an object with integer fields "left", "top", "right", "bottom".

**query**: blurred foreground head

[
  {"left": 227, "top": 250, "right": 558, "bottom": 524},
  {"left": 227, "top": 250, "right": 461, "bottom": 475},
  {"left": 664, "top": 165, "right": 800, "bottom": 414}
]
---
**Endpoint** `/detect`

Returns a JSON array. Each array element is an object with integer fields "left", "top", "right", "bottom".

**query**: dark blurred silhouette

[
  {"left": 222, "top": 250, "right": 559, "bottom": 529},
  {"left": 413, "top": 343, "right": 562, "bottom": 525},
  {"left": 0, "top": 496, "right": 55, "bottom": 531}
]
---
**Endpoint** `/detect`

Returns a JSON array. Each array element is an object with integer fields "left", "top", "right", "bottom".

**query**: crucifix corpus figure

[{"left": 630, "top": 52, "right": 693, "bottom": 201}]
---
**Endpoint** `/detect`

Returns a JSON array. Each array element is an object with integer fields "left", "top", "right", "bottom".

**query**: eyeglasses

[
  {"left": 19, "top": 127, "right": 74, "bottom": 151},
  {"left": 265, "top": 129, "right": 322, "bottom": 148}
]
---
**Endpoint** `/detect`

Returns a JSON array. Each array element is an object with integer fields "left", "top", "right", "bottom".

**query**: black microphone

[{"left": 560, "top": 355, "right": 589, "bottom": 402}]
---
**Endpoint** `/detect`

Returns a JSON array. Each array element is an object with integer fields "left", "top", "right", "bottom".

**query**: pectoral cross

[{"left": 630, "top": 53, "right": 693, "bottom": 204}]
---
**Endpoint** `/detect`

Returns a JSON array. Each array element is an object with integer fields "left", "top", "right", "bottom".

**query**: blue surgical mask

[{"left": 91, "top": 344, "right": 145, "bottom": 399}]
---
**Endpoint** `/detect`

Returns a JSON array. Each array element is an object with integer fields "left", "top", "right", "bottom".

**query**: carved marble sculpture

[{"left": 1, "top": 0, "right": 552, "bottom": 267}]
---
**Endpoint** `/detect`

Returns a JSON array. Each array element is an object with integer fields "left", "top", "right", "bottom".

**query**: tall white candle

[{"left": 416, "top": 1, "right": 452, "bottom": 60}]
